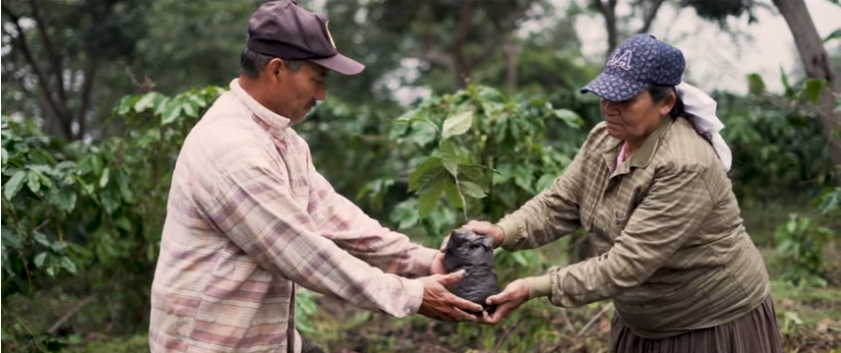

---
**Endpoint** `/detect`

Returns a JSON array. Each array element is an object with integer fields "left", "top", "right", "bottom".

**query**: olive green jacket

[{"left": 499, "top": 117, "right": 770, "bottom": 339}]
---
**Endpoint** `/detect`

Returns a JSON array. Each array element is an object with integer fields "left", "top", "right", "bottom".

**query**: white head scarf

[{"left": 675, "top": 82, "right": 732, "bottom": 172}]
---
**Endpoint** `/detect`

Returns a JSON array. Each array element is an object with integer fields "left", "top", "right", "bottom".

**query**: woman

[{"left": 466, "top": 34, "right": 782, "bottom": 352}]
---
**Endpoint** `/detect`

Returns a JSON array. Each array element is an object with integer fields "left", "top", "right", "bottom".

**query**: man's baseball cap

[
  {"left": 581, "top": 34, "right": 685, "bottom": 102},
  {"left": 246, "top": 0, "right": 364, "bottom": 75}
]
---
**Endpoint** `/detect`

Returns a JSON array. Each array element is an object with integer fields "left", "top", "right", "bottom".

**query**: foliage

[
  {"left": 774, "top": 214, "right": 835, "bottom": 288},
  {"left": 716, "top": 73, "right": 836, "bottom": 206},
  {"left": 354, "top": 84, "right": 583, "bottom": 270}
]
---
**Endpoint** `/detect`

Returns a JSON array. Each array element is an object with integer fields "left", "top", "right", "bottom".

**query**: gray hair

[{"left": 239, "top": 46, "right": 304, "bottom": 79}]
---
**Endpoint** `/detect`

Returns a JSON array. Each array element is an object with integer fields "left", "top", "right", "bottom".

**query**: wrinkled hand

[
  {"left": 430, "top": 251, "right": 447, "bottom": 275},
  {"left": 462, "top": 220, "right": 504, "bottom": 248},
  {"left": 418, "top": 271, "right": 484, "bottom": 322},
  {"left": 480, "top": 279, "right": 530, "bottom": 325}
]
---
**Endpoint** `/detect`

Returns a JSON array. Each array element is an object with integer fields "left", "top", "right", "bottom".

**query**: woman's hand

[{"left": 480, "top": 279, "right": 531, "bottom": 324}]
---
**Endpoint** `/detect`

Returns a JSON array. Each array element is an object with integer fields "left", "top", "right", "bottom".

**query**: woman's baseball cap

[{"left": 581, "top": 34, "right": 685, "bottom": 101}]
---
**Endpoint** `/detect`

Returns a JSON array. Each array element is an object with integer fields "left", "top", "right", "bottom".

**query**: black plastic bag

[{"left": 443, "top": 228, "right": 500, "bottom": 314}]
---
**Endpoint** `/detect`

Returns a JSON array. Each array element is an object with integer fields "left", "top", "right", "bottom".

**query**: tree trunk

[
  {"left": 772, "top": 0, "right": 841, "bottom": 178},
  {"left": 504, "top": 36, "right": 519, "bottom": 93}
]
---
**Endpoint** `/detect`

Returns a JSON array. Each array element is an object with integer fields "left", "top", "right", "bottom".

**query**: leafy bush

[{"left": 774, "top": 214, "right": 834, "bottom": 288}]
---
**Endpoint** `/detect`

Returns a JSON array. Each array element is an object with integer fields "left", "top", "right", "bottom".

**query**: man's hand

[
  {"left": 462, "top": 220, "right": 504, "bottom": 248},
  {"left": 480, "top": 279, "right": 530, "bottom": 325},
  {"left": 430, "top": 251, "right": 447, "bottom": 275},
  {"left": 418, "top": 271, "right": 484, "bottom": 322}
]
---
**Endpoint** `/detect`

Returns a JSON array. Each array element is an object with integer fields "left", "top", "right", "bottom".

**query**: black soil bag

[{"left": 443, "top": 228, "right": 501, "bottom": 314}]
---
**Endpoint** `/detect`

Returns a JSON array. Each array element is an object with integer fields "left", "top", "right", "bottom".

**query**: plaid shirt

[
  {"left": 501, "top": 117, "right": 770, "bottom": 339},
  {"left": 150, "top": 79, "right": 437, "bottom": 353}
]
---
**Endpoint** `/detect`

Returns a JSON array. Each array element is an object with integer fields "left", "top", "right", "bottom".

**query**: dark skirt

[{"left": 609, "top": 296, "right": 783, "bottom": 353}]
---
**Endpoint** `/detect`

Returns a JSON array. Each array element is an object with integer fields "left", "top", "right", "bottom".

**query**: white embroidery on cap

[{"left": 607, "top": 50, "right": 633, "bottom": 70}]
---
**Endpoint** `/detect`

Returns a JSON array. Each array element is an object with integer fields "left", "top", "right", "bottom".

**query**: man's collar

[{"left": 229, "top": 78, "right": 293, "bottom": 136}]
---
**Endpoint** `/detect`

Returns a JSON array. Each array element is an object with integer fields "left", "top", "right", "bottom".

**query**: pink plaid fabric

[{"left": 150, "top": 79, "right": 437, "bottom": 353}]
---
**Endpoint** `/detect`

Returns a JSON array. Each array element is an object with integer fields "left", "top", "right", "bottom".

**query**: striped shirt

[
  {"left": 500, "top": 117, "right": 771, "bottom": 339},
  {"left": 149, "top": 79, "right": 437, "bottom": 353}
]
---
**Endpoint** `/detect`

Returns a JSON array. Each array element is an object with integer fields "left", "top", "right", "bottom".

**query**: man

[{"left": 149, "top": 1, "right": 482, "bottom": 352}]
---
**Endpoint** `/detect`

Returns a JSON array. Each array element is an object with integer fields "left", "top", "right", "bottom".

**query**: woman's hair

[{"left": 646, "top": 85, "right": 713, "bottom": 144}]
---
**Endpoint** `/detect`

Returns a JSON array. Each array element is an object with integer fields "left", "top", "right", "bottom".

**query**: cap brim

[
  {"left": 309, "top": 53, "right": 365, "bottom": 76},
  {"left": 580, "top": 72, "right": 647, "bottom": 102}
]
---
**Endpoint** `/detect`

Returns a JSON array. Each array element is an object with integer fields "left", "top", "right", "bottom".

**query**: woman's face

[{"left": 601, "top": 89, "right": 675, "bottom": 142}]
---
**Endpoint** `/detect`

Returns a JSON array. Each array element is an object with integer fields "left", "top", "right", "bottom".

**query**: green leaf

[
  {"left": 418, "top": 183, "right": 443, "bottom": 219},
  {"left": 442, "top": 180, "right": 464, "bottom": 208},
  {"left": 513, "top": 165, "right": 535, "bottom": 193},
  {"left": 442, "top": 109, "right": 473, "bottom": 139},
  {"left": 553, "top": 109, "right": 583, "bottom": 128},
  {"left": 182, "top": 100, "right": 198, "bottom": 118},
  {"left": 746, "top": 73, "right": 766, "bottom": 95},
  {"left": 779, "top": 67, "right": 795, "bottom": 98},
  {"left": 99, "top": 167, "right": 111, "bottom": 188},
  {"left": 134, "top": 92, "right": 162, "bottom": 113},
  {"left": 33, "top": 232, "right": 50, "bottom": 247},
  {"left": 161, "top": 99, "right": 183, "bottom": 125},
  {"left": 1, "top": 148, "right": 8, "bottom": 167},
  {"left": 512, "top": 252, "right": 529, "bottom": 266},
  {"left": 34, "top": 252, "right": 47, "bottom": 268},
  {"left": 155, "top": 97, "right": 172, "bottom": 116},
  {"left": 801, "top": 79, "right": 827, "bottom": 104},
  {"left": 48, "top": 187, "right": 77, "bottom": 213},
  {"left": 390, "top": 199, "right": 420, "bottom": 229},
  {"left": 60, "top": 257, "right": 77, "bottom": 275},
  {"left": 408, "top": 157, "right": 446, "bottom": 192},
  {"left": 536, "top": 174, "right": 557, "bottom": 192},
  {"left": 116, "top": 95, "right": 138, "bottom": 115},
  {"left": 4, "top": 170, "right": 27, "bottom": 199},
  {"left": 189, "top": 94, "right": 208, "bottom": 108},
  {"left": 1, "top": 228, "right": 23, "bottom": 249},
  {"left": 26, "top": 171, "right": 41, "bottom": 194},
  {"left": 459, "top": 181, "right": 486, "bottom": 199},
  {"left": 115, "top": 169, "right": 135, "bottom": 204},
  {"left": 824, "top": 28, "right": 841, "bottom": 43},
  {"left": 51, "top": 241, "right": 68, "bottom": 252},
  {"left": 439, "top": 141, "right": 468, "bottom": 176}
]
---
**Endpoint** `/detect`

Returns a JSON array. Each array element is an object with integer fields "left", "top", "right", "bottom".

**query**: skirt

[{"left": 609, "top": 296, "right": 783, "bottom": 353}]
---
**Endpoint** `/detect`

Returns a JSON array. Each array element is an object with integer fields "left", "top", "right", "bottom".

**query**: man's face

[{"left": 271, "top": 60, "right": 328, "bottom": 123}]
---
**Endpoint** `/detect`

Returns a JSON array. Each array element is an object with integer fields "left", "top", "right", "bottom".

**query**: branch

[
  {"left": 417, "top": 1, "right": 454, "bottom": 69},
  {"left": 1, "top": 3, "right": 65, "bottom": 125},
  {"left": 77, "top": 61, "right": 97, "bottom": 140},
  {"left": 468, "top": 0, "right": 533, "bottom": 69},
  {"left": 638, "top": 0, "right": 666, "bottom": 34},
  {"left": 28, "top": 0, "right": 68, "bottom": 108},
  {"left": 48, "top": 294, "right": 98, "bottom": 335},
  {"left": 420, "top": 50, "right": 454, "bottom": 68},
  {"left": 452, "top": 0, "right": 476, "bottom": 55},
  {"left": 577, "top": 304, "right": 612, "bottom": 337}
]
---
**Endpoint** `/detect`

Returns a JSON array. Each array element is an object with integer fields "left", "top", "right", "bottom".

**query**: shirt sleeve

[
  {"left": 529, "top": 168, "right": 713, "bottom": 307},
  {"left": 208, "top": 162, "right": 424, "bottom": 318},
  {"left": 306, "top": 161, "right": 437, "bottom": 278},
  {"left": 496, "top": 151, "right": 584, "bottom": 251}
]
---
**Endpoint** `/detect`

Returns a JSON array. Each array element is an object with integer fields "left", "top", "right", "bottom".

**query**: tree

[
  {"left": 373, "top": 0, "right": 543, "bottom": 91},
  {"left": 1, "top": 0, "right": 149, "bottom": 141},
  {"left": 771, "top": 0, "right": 841, "bottom": 177},
  {"left": 589, "top": 0, "right": 668, "bottom": 60}
]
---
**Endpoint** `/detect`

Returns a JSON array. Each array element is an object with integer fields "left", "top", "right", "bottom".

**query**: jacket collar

[
  {"left": 602, "top": 117, "right": 674, "bottom": 176},
  {"left": 229, "top": 78, "right": 293, "bottom": 139}
]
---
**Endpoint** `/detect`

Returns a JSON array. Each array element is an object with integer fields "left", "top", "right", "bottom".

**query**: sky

[{"left": 573, "top": 0, "right": 841, "bottom": 95}]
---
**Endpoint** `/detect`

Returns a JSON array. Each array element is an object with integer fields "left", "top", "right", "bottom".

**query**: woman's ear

[{"left": 660, "top": 90, "right": 677, "bottom": 117}]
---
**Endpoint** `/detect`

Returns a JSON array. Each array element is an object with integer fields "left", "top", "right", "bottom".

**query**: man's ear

[{"left": 265, "top": 58, "right": 288, "bottom": 83}]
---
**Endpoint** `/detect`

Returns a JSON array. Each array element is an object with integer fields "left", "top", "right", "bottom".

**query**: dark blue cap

[{"left": 581, "top": 34, "right": 685, "bottom": 102}]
